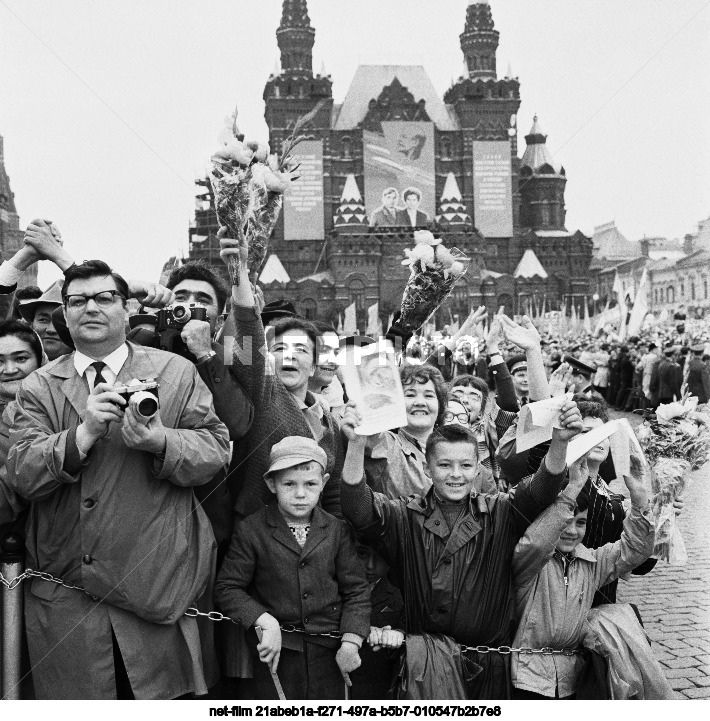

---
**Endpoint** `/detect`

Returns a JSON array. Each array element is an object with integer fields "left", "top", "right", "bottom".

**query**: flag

[
  {"left": 336, "top": 313, "right": 343, "bottom": 335},
  {"left": 583, "top": 297, "right": 592, "bottom": 333},
  {"left": 343, "top": 302, "right": 357, "bottom": 335},
  {"left": 387, "top": 313, "right": 394, "bottom": 332},
  {"left": 595, "top": 299, "right": 610, "bottom": 335},
  {"left": 626, "top": 269, "right": 648, "bottom": 336},
  {"left": 613, "top": 271, "right": 628, "bottom": 340},
  {"left": 366, "top": 302, "right": 379, "bottom": 336}
]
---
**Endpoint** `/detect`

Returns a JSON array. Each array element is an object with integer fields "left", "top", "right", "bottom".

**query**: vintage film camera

[
  {"left": 113, "top": 379, "right": 160, "bottom": 422},
  {"left": 128, "top": 303, "right": 207, "bottom": 360}
]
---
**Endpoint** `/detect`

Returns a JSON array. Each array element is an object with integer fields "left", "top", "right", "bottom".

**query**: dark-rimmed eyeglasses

[
  {"left": 443, "top": 411, "right": 470, "bottom": 424},
  {"left": 64, "top": 290, "right": 125, "bottom": 311}
]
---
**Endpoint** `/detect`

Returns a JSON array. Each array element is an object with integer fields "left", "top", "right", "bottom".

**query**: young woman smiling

[{"left": 0, "top": 319, "right": 44, "bottom": 527}]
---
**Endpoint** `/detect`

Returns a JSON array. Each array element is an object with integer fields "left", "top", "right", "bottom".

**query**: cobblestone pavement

[{"left": 611, "top": 410, "right": 710, "bottom": 699}]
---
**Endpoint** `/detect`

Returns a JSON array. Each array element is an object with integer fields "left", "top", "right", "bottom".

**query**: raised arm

[
  {"left": 510, "top": 399, "right": 582, "bottom": 535},
  {"left": 499, "top": 314, "right": 549, "bottom": 401},
  {"left": 513, "top": 457, "right": 589, "bottom": 586},
  {"left": 594, "top": 455, "right": 654, "bottom": 587}
]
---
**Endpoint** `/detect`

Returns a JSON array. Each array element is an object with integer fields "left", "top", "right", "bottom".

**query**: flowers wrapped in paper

[
  {"left": 635, "top": 395, "right": 710, "bottom": 565},
  {"left": 209, "top": 102, "right": 324, "bottom": 284},
  {"left": 398, "top": 231, "right": 468, "bottom": 333}
]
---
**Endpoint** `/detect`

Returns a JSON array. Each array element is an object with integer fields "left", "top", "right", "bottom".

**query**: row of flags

[
  {"left": 334, "top": 268, "right": 650, "bottom": 339},
  {"left": 336, "top": 302, "right": 394, "bottom": 337}
]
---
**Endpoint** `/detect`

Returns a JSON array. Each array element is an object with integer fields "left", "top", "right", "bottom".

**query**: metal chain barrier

[{"left": 3, "top": 570, "right": 583, "bottom": 657}]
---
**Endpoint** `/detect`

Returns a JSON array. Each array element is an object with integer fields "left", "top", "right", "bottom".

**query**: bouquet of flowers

[
  {"left": 209, "top": 101, "right": 324, "bottom": 284},
  {"left": 398, "top": 231, "right": 468, "bottom": 333},
  {"left": 635, "top": 395, "right": 710, "bottom": 564}
]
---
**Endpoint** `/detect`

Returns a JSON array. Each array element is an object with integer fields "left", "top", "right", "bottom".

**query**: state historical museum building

[{"left": 189, "top": 0, "right": 592, "bottom": 329}]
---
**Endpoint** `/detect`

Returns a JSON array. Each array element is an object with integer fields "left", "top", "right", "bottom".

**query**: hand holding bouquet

[
  {"left": 635, "top": 395, "right": 710, "bottom": 564},
  {"left": 398, "top": 231, "right": 468, "bottom": 333},
  {"left": 209, "top": 101, "right": 324, "bottom": 285}
]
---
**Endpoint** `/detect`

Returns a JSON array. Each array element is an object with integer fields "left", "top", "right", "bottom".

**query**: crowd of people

[{"left": 0, "top": 219, "right": 698, "bottom": 701}]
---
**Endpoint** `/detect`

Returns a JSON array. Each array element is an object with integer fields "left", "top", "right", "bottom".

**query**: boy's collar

[
  {"left": 265, "top": 501, "right": 329, "bottom": 529},
  {"left": 408, "top": 487, "right": 487, "bottom": 518},
  {"left": 554, "top": 545, "right": 596, "bottom": 564}
]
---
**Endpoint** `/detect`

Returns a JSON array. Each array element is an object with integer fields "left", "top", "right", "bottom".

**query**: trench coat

[{"left": 3, "top": 342, "right": 231, "bottom": 699}]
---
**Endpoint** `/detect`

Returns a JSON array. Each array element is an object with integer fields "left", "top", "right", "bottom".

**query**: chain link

[{"left": 2, "top": 570, "right": 582, "bottom": 656}]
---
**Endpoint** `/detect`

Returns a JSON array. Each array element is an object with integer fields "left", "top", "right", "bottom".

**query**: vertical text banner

[
  {"left": 284, "top": 139, "right": 325, "bottom": 241},
  {"left": 364, "top": 121, "right": 435, "bottom": 229},
  {"left": 472, "top": 141, "right": 514, "bottom": 237}
]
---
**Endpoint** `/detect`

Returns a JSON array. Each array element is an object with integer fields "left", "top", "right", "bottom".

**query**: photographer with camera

[
  {"left": 3, "top": 259, "right": 231, "bottom": 699},
  {"left": 162, "top": 261, "right": 255, "bottom": 552}
]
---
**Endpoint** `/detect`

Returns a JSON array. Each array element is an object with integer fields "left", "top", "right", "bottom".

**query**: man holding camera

[
  {"left": 3, "top": 259, "right": 231, "bottom": 699},
  {"left": 162, "top": 261, "right": 254, "bottom": 554}
]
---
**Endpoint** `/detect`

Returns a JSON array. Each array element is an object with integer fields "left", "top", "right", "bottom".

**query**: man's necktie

[{"left": 91, "top": 361, "right": 107, "bottom": 389}]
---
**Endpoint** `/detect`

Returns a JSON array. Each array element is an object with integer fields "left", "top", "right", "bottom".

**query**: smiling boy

[
  {"left": 510, "top": 450, "right": 654, "bottom": 699},
  {"left": 340, "top": 401, "right": 583, "bottom": 699}
]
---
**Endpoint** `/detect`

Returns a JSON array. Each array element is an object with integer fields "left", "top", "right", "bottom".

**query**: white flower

[
  {"left": 413, "top": 230, "right": 441, "bottom": 246},
  {"left": 436, "top": 246, "right": 454, "bottom": 268},
  {"left": 224, "top": 138, "right": 253, "bottom": 165},
  {"left": 656, "top": 401, "right": 687, "bottom": 422},
  {"left": 254, "top": 142, "right": 270, "bottom": 162},
  {"left": 267, "top": 154, "right": 280, "bottom": 172},
  {"left": 264, "top": 169, "right": 288, "bottom": 193},
  {"left": 449, "top": 260, "right": 465, "bottom": 276}
]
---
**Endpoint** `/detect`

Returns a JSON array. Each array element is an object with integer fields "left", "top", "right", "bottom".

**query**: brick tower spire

[
  {"left": 277, "top": 0, "right": 315, "bottom": 76},
  {"left": 460, "top": 0, "right": 499, "bottom": 80},
  {"left": 519, "top": 116, "right": 567, "bottom": 230},
  {"left": 0, "top": 135, "right": 18, "bottom": 215}
]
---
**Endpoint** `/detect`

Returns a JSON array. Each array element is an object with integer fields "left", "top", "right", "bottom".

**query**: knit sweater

[{"left": 227, "top": 305, "right": 344, "bottom": 519}]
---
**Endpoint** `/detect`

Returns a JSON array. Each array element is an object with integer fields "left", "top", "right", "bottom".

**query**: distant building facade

[{"left": 189, "top": 0, "right": 592, "bottom": 328}]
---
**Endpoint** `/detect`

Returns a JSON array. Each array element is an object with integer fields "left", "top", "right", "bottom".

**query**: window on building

[
  {"left": 348, "top": 278, "right": 366, "bottom": 310},
  {"left": 342, "top": 137, "right": 352, "bottom": 159},
  {"left": 705, "top": 279, "right": 708, "bottom": 299},
  {"left": 300, "top": 298, "right": 317, "bottom": 320},
  {"left": 440, "top": 138, "right": 452, "bottom": 158},
  {"left": 540, "top": 203, "right": 551, "bottom": 226},
  {"left": 668, "top": 286, "right": 675, "bottom": 303},
  {"left": 681, "top": 281, "right": 685, "bottom": 298},
  {"left": 692, "top": 282, "right": 696, "bottom": 300}
]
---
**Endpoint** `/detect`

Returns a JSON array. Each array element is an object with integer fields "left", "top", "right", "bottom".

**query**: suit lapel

[
  {"left": 300, "top": 507, "right": 329, "bottom": 559},
  {"left": 268, "top": 505, "right": 303, "bottom": 555}
]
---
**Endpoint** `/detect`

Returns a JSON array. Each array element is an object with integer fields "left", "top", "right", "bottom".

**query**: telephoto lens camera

[{"left": 113, "top": 379, "right": 160, "bottom": 423}]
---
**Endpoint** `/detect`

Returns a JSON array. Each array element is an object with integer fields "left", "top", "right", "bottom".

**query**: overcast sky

[{"left": 1, "top": 0, "right": 708, "bottom": 288}]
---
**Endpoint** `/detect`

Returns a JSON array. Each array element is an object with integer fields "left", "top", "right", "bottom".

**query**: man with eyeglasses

[{"left": 3, "top": 259, "right": 231, "bottom": 699}]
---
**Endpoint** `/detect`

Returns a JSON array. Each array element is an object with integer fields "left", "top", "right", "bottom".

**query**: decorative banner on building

[
  {"left": 364, "top": 121, "right": 435, "bottom": 229},
  {"left": 472, "top": 141, "right": 514, "bottom": 238},
  {"left": 284, "top": 139, "right": 325, "bottom": 240}
]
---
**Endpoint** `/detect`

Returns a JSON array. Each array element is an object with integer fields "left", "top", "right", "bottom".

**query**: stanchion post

[{"left": 1, "top": 532, "right": 25, "bottom": 700}]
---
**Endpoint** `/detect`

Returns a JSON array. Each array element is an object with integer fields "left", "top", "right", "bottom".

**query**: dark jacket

[
  {"left": 214, "top": 503, "right": 370, "bottom": 650},
  {"left": 227, "top": 305, "right": 345, "bottom": 519},
  {"left": 395, "top": 209, "right": 430, "bottom": 228},
  {"left": 652, "top": 359, "right": 682, "bottom": 402},
  {"left": 341, "top": 462, "right": 565, "bottom": 698},
  {"left": 686, "top": 357, "right": 710, "bottom": 404},
  {"left": 193, "top": 342, "right": 254, "bottom": 552}
]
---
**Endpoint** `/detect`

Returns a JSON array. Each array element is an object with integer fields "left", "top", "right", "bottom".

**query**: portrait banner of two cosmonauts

[{"left": 364, "top": 121, "right": 436, "bottom": 229}]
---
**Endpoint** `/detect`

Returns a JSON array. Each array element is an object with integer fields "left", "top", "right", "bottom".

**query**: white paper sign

[
  {"left": 515, "top": 393, "right": 573, "bottom": 453},
  {"left": 341, "top": 341, "right": 407, "bottom": 436}
]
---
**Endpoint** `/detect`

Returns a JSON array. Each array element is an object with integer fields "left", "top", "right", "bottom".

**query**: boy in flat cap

[{"left": 215, "top": 436, "right": 370, "bottom": 700}]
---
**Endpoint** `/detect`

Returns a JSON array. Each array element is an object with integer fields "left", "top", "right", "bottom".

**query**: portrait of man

[
  {"left": 397, "top": 128, "right": 427, "bottom": 161},
  {"left": 370, "top": 187, "right": 399, "bottom": 227},
  {"left": 395, "top": 187, "right": 431, "bottom": 228}
]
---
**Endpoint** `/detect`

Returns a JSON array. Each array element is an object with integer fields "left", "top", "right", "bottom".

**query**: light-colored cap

[
  {"left": 18, "top": 279, "right": 64, "bottom": 323},
  {"left": 264, "top": 436, "right": 327, "bottom": 480}
]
